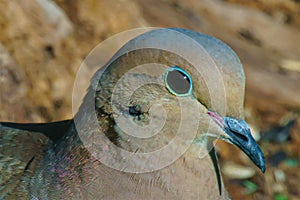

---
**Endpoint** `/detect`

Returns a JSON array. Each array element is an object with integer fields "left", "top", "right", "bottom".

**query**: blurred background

[{"left": 0, "top": 0, "right": 299, "bottom": 199}]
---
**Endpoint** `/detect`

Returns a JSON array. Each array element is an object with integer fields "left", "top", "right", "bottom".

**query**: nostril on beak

[{"left": 231, "top": 130, "right": 248, "bottom": 142}]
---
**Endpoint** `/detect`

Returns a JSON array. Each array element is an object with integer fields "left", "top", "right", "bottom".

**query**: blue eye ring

[{"left": 164, "top": 66, "right": 193, "bottom": 96}]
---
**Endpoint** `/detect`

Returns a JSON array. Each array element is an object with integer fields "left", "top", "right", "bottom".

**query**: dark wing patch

[
  {"left": 1, "top": 119, "right": 72, "bottom": 141},
  {"left": 209, "top": 147, "right": 222, "bottom": 196}
]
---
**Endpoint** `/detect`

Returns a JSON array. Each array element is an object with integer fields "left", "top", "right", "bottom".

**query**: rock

[
  {"left": 274, "top": 169, "right": 286, "bottom": 182},
  {"left": 0, "top": 0, "right": 75, "bottom": 122},
  {"left": 35, "top": 0, "right": 73, "bottom": 42},
  {"left": 222, "top": 162, "right": 256, "bottom": 179},
  {"left": 0, "top": 43, "right": 31, "bottom": 121},
  {"left": 280, "top": 59, "right": 300, "bottom": 72},
  {"left": 273, "top": 183, "right": 286, "bottom": 193}
]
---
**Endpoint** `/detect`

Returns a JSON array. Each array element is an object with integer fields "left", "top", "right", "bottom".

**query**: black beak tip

[
  {"left": 247, "top": 146, "right": 266, "bottom": 174},
  {"left": 259, "top": 162, "right": 266, "bottom": 173},
  {"left": 258, "top": 156, "right": 266, "bottom": 173},
  {"left": 253, "top": 143, "right": 266, "bottom": 173},
  {"left": 250, "top": 146, "right": 266, "bottom": 173}
]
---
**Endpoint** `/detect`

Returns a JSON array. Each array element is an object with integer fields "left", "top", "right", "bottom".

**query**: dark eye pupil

[{"left": 166, "top": 70, "right": 191, "bottom": 95}]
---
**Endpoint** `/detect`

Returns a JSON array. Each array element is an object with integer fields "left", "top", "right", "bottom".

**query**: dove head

[{"left": 78, "top": 28, "right": 265, "bottom": 173}]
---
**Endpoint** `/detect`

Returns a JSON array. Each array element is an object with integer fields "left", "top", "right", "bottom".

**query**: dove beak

[{"left": 207, "top": 111, "right": 266, "bottom": 173}]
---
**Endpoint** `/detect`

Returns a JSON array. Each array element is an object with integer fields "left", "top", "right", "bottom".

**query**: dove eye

[{"left": 164, "top": 66, "right": 192, "bottom": 96}]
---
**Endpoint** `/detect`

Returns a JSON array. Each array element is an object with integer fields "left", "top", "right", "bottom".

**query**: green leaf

[
  {"left": 274, "top": 193, "right": 288, "bottom": 200},
  {"left": 243, "top": 180, "right": 258, "bottom": 195},
  {"left": 284, "top": 159, "right": 298, "bottom": 168}
]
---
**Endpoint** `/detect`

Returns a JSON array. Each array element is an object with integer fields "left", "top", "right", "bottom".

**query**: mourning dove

[{"left": 0, "top": 28, "right": 265, "bottom": 199}]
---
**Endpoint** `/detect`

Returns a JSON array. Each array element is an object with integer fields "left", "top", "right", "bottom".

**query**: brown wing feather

[{"left": 0, "top": 124, "right": 49, "bottom": 199}]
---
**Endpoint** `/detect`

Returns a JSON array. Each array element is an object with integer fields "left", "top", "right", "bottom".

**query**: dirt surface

[{"left": 0, "top": 0, "right": 299, "bottom": 199}]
